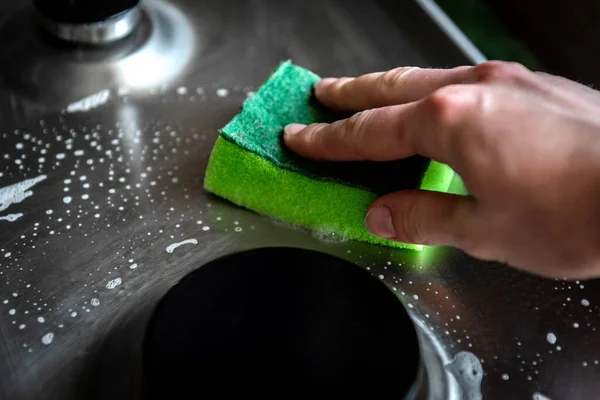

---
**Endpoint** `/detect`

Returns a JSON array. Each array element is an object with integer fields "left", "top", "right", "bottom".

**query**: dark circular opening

[{"left": 142, "top": 247, "right": 420, "bottom": 398}]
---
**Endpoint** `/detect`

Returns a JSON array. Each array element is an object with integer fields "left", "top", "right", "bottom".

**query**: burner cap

[
  {"left": 33, "top": 0, "right": 141, "bottom": 44},
  {"left": 33, "top": 0, "right": 139, "bottom": 24},
  {"left": 143, "top": 247, "right": 421, "bottom": 398}
]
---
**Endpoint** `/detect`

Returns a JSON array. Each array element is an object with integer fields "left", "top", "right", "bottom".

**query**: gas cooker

[{"left": 0, "top": 1, "right": 597, "bottom": 399}]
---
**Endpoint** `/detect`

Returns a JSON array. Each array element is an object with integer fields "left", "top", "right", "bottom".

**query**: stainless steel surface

[
  {"left": 0, "top": 0, "right": 598, "bottom": 399},
  {"left": 36, "top": 6, "right": 141, "bottom": 44}
]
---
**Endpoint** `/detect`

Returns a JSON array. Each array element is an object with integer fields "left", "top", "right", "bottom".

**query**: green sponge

[{"left": 204, "top": 61, "right": 455, "bottom": 250}]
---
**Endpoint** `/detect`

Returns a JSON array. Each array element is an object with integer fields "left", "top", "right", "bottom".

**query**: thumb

[{"left": 364, "top": 190, "right": 478, "bottom": 248}]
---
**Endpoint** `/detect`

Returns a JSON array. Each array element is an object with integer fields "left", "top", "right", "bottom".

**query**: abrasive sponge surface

[
  {"left": 205, "top": 60, "right": 456, "bottom": 250},
  {"left": 220, "top": 60, "right": 434, "bottom": 196}
]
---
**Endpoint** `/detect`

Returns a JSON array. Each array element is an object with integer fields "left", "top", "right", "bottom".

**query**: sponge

[{"left": 204, "top": 61, "right": 455, "bottom": 250}]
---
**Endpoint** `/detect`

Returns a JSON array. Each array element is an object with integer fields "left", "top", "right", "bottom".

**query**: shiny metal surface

[
  {"left": 35, "top": 6, "right": 141, "bottom": 44},
  {"left": 0, "top": 0, "right": 598, "bottom": 399}
]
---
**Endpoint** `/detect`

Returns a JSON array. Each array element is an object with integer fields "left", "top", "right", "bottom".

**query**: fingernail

[
  {"left": 315, "top": 78, "right": 337, "bottom": 93},
  {"left": 284, "top": 123, "right": 306, "bottom": 136},
  {"left": 365, "top": 206, "right": 396, "bottom": 239}
]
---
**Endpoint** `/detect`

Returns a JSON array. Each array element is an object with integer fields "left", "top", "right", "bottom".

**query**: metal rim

[{"left": 36, "top": 5, "right": 142, "bottom": 45}]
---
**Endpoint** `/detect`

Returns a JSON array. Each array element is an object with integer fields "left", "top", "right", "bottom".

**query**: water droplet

[
  {"left": 446, "top": 352, "right": 483, "bottom": 399},
  {"left": 41, "top": 332, "right": 54, "bottom": 345},
  {"left": 106, "top": 278, "right": 122, "bottom": 289}
]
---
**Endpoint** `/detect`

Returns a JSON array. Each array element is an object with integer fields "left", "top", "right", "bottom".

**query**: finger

[
  {"left": 315, "top": 61, "right": 541, "bottom": 113},
  {"left": 285, "top": 84, "right": 481, "bottom": 165},
  {"left": 364, "top": 190, "right": 479, "bottom": 248},
  {"left": 314, "top": 65, "right": 474, "bottom": 112},
  {"left": 284, "top": 106, "right": 413, "bottom": 162}
]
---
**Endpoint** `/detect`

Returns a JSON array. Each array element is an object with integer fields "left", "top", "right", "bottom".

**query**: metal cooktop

[{"left": 0, "top": 0, "right": 598, "bottom": 399}]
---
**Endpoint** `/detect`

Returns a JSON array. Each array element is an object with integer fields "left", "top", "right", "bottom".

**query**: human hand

[{"left": 283, "top": 61, "right": 600, "bottom": 279}]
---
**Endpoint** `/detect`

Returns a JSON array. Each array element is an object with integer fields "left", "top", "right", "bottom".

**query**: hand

[{"left": 283, "top": 61, "right": 600, "bottom": 279}]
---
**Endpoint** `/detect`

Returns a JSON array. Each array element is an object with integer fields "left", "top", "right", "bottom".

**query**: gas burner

[
  {"left": 33, "top": 0, "right": 141, "bottom": 44},
  {"left": 0, "top": 0, "right": 194, "bottom": 109}
]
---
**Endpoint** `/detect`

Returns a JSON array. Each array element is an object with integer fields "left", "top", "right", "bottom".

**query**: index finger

[{"left": 284, "top": 84, "right": 481, "bottom": 166}]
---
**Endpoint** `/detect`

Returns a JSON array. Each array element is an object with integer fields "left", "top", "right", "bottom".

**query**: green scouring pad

[{"left": 204, "top": 60, "right": 455, "bottom": 250}]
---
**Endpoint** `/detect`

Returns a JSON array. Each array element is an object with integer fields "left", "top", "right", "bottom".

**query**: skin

[{"left": 283, "top": 61, "right": 600, "bottom": 280}]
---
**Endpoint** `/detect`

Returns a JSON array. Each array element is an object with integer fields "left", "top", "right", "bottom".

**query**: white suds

[
  {"left": 0, "top": 213, "right": 23, "bottom": 222},
  {"left": 166, "top": 238, "right": 198, "bottom": 253},
  {"left": 66, "top": 89, "right": 110, "bottom": 113},
  {"left": 0, "top": 175, "right": 47, "bottom": 221},
  {"left": 216, "top": 88, "right": 229, "bottom": 97}
]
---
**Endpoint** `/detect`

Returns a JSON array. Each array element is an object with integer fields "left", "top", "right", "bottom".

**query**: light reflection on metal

[{"left": 36, "top": 6, "right": 142, "bottom": 45}]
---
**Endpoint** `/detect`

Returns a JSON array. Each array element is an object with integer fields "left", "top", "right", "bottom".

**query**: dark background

[
  {"left": 439, "top": 0, "right": 600, "bottom": 87},
  {"left": 486, "top": 0, "right": 599, "bottom": 86}
]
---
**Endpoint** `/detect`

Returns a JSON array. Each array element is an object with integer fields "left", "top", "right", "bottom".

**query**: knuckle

[
  {"left": 329, "top": 77, "right": 353, "bottom": 94},
  {"left": 422, "top": 85, "right": 489, "bottom": 165},
  {"left": 304, "top": 123, "right": 329, "bottom": 158},
  {"left": 344, "top": 110, "right": 371, "bottom": 133},
  {"left": 342, "top": 111, "right": 374, "bottom": 159},
  {"left": 377, "top": 66, "right": 421, "bottom": 89},
  {"left": 425, "top": 86, "right": 474, "bottom": 129},
  {"left": 474, "top": 60, "right": 530, "bottom": 83},
  {"left": 399, "top": 194, "right": 427, "bottom": 244}
]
